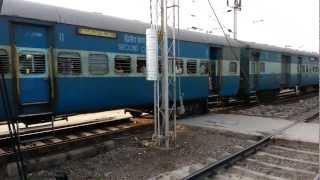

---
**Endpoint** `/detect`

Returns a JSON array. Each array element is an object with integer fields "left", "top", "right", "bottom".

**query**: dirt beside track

[
  {"left": 230, "top": 96, "right": 319, "bottom": 121},
  {"left": 27, "top": 125, "right": 258, "bottom": 180}
]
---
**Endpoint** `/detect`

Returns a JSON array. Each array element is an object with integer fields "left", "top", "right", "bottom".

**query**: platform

[
  {"left": 0, "top": 110, "right": 131, "bottom": 136},
  {"left": 179, "top": 113, "right": 319, "bottom": 143}
]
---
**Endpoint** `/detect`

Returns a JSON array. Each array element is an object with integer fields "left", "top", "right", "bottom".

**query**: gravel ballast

[
  {"left": 230, "top": 96, "right": 319, "bottom": 121},
  {"left": 26, "top": 125, "right": 258, "bottom": 180}
]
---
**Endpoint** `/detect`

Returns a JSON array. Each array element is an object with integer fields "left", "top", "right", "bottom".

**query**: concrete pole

[
  {"left": 233, "top": 7, "right": 237, "bottom": 40},
  {"left": 161, "top": 0, "right": 170, "bottom": 149}
]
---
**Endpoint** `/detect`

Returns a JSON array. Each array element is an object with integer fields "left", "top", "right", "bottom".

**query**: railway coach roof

[
  {"left": 242, "top": 41, "right": 318, "bottom": 57},
  {"left": 1, "top": 0, "right": 318, "bottom": 57},
  {"left": 1, "top": 0, "right": 242, "bottom": 47}
]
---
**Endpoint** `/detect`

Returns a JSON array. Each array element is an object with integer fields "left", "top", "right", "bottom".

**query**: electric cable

[{"left": 207, "top": 0, "right": 249, "bottom": 81}]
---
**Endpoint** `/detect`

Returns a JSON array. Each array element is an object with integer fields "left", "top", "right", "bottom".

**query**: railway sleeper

[{"left": 4, "top": 140, "right": 115, "bottom": 178}]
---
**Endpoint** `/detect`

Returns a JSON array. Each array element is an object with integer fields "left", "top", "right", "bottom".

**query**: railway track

[
  {"left": 0, "top": 116, "right": 153, "bottom": 169},
  {"left": 210, "top": 90, "right": 318, "bottom": 113},
  {"left": 183, "top": 107, "right": 319, "bottom": 180},
  {"left": 0, "top": 90, "right": 316, "bottom": 178},
  {"left": 216, "top": 140, "right": 317, "bottom": 180},
  {"left": 0, "top": 90, "right": 314, "bottom": 161}
]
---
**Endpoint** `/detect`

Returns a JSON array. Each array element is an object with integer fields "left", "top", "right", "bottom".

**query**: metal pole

[
  {"left": 153, "top": 81, "right": 157, "bottom": 137},
  {"left": 233, "top": 7, "right": 237, "bottom": 39},
  {"left": 318, "top": 0, "right": 320, "bottom": 174},
  {"left": 172, "top": 0, "right": 177, "bottom": 144},
  {"left": 157, "top": 80, "right": 160, "bottom": 143},
  {"left": 161, "top": 0, "right": 170, "bottom": 149}
]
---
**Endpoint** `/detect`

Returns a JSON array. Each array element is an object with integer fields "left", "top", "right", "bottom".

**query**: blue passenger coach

[
  {"left": 239, "top": 43, "right": 318, "bottom": 101},
  {"left": 0, "top": 0, "right": 216, "bottom": 123},
  {"left": 0, "top": 0, "right": 318, "bottom": 124}
]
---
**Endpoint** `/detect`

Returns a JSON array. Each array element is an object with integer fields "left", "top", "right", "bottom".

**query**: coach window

[
  {"left": 19, "top": 53, "right": 45, "bottom": 74},
  {"left": 301, "top": 65, "right": 305, "bottom": 73},
  {"left": 114, "top": 55, "right": 131, "bottom": 74},
  {"left": 137, "top": 56, "right": 146, "bottom": 73},
  {"left": 229, "top": 62, "right": 237, "bottom": 74},
  {"left": 251, "top": 62, "right": 256, "bottom": 74},
  {"left": 187, "top": 60, "right": 197, "bottom": 74},
  {"left": 89, "top": 54, "right": 108, "bottom": 75},
  {"left": 200, "top": 61, "right": 209, "bottom": 74},
  {"left": 168, "top": 58, "right": 183, "bottom": 74},
  {"left": 158, "top": 59, "right": 162, "bottom": 73},
  {"left": 0, "top": 49, "right": 9, "bottom": 74},
  {"left": 175, "top": 60, "right": 184, "bottom": 74},
  {"left": 259, "top": 62, "right": 265, "bottom": 73},
  {"left": 57, "top": 52, "right": 81, "bottom": 75}
]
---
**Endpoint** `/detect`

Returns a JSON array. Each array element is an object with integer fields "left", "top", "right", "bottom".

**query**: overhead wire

[
  {"left": 207, "top": 0, "right": 249, "bottom": 80},
  {"left": 207, "top": 0, "right": 240, "bottom": 61}
]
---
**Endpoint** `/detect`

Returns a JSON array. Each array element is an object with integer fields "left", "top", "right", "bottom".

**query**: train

[{"left": 0, "top": 0, "right": 318, "bottom": 125}]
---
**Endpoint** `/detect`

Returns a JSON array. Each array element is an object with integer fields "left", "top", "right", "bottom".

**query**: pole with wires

[
  {"left": 233, "top": 7, "right": 237, "bottom": 39},
  {"left": 227, "top": 0, "right": 241, "bottom": 40},
  {"left": 148, "top": 0, "right": 180, "bottom": 149},
  {"left": 208, "top": 0, "right": 250, "bottom": 87},
  {"left": 208, "top": 0, "right": 241, "bottom": 60}
]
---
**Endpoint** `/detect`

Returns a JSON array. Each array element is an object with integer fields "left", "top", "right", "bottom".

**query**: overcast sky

[{"left": 27, "top": 0, "right": 319, "bottom": 52}]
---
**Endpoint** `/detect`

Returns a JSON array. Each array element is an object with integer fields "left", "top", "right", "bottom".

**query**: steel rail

[
  {"left": 0, "top": 117, "right": 153, "bottom": 162},
  {"left": 183, "top": 135, "right": 273, "bottom": 180},
  {"left": 0, "top": 117, "right": 131, "bottom": 145},
  {"left": 184, "top": 92, "right": 318, "bottom": 180},
  {"left": 211, "top": 91, "right": 317, "bottom": 113}
]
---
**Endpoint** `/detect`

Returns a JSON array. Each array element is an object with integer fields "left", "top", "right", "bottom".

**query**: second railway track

[
  {"left": 183, "top": 106, "right": 319, "bottom": 180},
  {"left": 0, "top": 116, "right": 153, "bottom": 168},
  {"left": 210, "top": 90, "right": 318, "bottom": 114}
]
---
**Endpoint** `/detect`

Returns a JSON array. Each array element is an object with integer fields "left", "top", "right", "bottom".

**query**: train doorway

[
  {"left": 13, "top": 24, "right": 50, "bottom": 105},
  {"left": 209, "top": 47, "right": 222, "bottom": 94},
  {"left": 250, "top": 51, "right": 259, "bottom": 90},
  {"left": 281, "top": 55, "right": 291, "bottom": 88},
  {"left": 297, "top": 56, "right": 302, "bottom": 86}
]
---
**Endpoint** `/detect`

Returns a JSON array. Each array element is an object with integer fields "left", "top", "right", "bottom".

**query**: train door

[
  {"left": 209, "top": 60, "right": 221, "bottom": 92},
  {"left": 281, "top": 55, "right": 291, "bottom": 87},
  {"left": 209, "top": 47, "right": 222, "bottom": 94},
  {"left": 13, "top": 23, "right": 52, "bottom": 116},
  {"left": 250, "top": 52, "right": 259, "bottom": 90},
  {"left": 297, "top": 57, "right": 302, "bottom": 86}
]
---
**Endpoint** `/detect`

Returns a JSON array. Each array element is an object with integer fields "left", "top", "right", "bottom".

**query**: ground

[
  {"left": 229, "top": 96, "right": 318, "bottom": 121},
  {"left": 16, "top": 95, "right": 320, "bottom": 179},
  {"left": 27, "top": 125, "right": 257, "bottom": 180}
]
